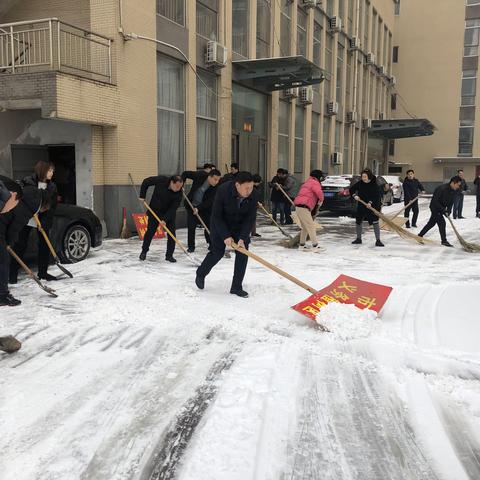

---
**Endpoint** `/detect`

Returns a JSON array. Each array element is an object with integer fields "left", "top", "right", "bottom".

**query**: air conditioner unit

[
  {"left": 329, "top": 17, "right": 342, "bottom": 33},
  {"left": 366, "top": 52, "right": 375, "bottom": 65},
  {"left": 346, "top": 111, "right": 357, "bottom": 124},
  {"left": 390, "top": 75, "right": 397, "bottom": 86},
  {"left": 299, "top": 86, "right": 313, "bottom": 105},
  {"left": 205, "top": 41, "right": 227, "bottom": 68},
  {"left": 327, "top": 101, "right": 339, "bottom": 116},
  {"left": 377, "top": 65, "right": 385, "bottom": 75},
  {"left": 301, "top": 0, "right": 318, "bottom": 8},
  {"left": 331, "top": 152, "right": 343, "bottom": 165},
  {"left": 349, "top": 37, "right": 361, "bottom": 51},
  {"left": 282, "top": 87, "right": 298, "bottom": 99},
  {"left": 363, "top": 118, "right": 372, "bottom": 129}
]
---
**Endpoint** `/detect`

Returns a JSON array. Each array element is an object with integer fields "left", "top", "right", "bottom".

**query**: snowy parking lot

[{"left": 1, "top": 197, "right": 480, "bottom": 480}]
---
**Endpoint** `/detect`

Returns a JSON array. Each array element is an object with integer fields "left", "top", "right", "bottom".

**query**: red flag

[{"left": 132, "top": 213, "right": 165, "bottom": 240}]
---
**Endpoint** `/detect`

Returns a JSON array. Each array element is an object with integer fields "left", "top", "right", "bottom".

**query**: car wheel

[{"left": 62, "top": 224, "right": 91, "bottom": 263}]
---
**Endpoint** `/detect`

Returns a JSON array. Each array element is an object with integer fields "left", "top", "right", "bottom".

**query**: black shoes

[
  {"left": 458, "top": 216, "right": 466, "bottom": 219},
  {"left": 165, "top": 256, "right": 177, "bottom": 263},
  {"left": 38, "top": 273, "right": 57, "bottom": 281},
  {"left": 187, "top": 247, "right": 195, "bottom": 253},
  {"left": 195, "top": 275, "right": 205, "bottom": 290},
  {"left": 139, "top": 252, "right": 147, "bottom": 261},
  {"left": 442, "top": 241, "right": 453, "bottom": 247},
  {"left": 411, "top": 223, "right": 417, "bottom": 228},
  {"left": 375, "top": 239, "right": 385, "bottom": 247},
  {"left": 230, "top": 288, "right": 249, "bottom": 298},
  {"left": 405, "top": 221, "right": 411, "bottom": 229},
  {"left": 352, "top": 238, "right": 362, "bottom": 244},
  {"left": 0, "top": 294, "right": 21, "bottom": 307},
  {"left": 251, "top": 233, "right": 261, "bottom": 237}
]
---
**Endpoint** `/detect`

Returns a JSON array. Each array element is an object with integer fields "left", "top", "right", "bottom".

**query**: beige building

[
  {"left": 392, "top": 0, "right": 480, "bottom": 189},
  {"left": 0, "top": 0, "right": 402, "bottom": 236}
]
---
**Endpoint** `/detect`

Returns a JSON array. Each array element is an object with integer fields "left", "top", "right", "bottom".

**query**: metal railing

[{"left": 0, "top": 18, "right": 112, "bottom": 83}]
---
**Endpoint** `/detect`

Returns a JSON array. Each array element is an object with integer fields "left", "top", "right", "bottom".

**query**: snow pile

[{"left": 316, "top": 302, "right": 380, "bottom": 340}]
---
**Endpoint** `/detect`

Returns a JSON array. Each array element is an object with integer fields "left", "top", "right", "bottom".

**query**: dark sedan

[{"left": 27, "top": 204, "right": 103, "bottom": 263}]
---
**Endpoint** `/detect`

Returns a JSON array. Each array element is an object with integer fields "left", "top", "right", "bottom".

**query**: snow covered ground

[{"left": 1, "top": 197, "right": 480, "bottom": 480}]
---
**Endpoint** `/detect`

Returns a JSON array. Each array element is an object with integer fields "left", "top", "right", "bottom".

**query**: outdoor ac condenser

[
  {"left": 349, "top": 37, "right": 361, "bottom": 51},
  {"left": 346, "top": 111, "right": 357, "bottom": 124},
  {"left": 282, "top": 87, "right": 298, "bottom": 99},
  {"left": 300, "top": 0, "right": 318, "bottom": 8},
  {"left": 299, "top": 86, "right": 313, "bottom": 105},
  {"left": 329, "top": 17, "right": 343, "bottom": 33},
  {"left": 205, "top": 41, "right": 227, "bottom": 68},
  {"left": 331, "top": 152, "right": 343, "bottom": 165},
  {"left": 363, "top": 118, "right": 372, "bottom": 129},
  {"left": 366, "top": 52, "right": 376, "bottom": 65},
  {"left": 327, "top": 101, "right": 339, "bottom": 116}
]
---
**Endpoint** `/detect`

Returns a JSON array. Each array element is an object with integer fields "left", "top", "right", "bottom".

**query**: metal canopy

[
  {"left": 232, "top": 56, "right": 326, "bottom": 92},
  {"left": 369, "top": 119, "right": 436, "bottom": 139}
]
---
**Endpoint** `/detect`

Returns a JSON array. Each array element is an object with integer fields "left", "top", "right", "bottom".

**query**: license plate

[{"left": 324, "top": 192, "right": 335, "bottom": 198}]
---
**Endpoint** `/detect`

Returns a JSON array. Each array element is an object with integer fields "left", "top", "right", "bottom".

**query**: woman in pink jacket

[{"left": 294, "top": 170, "right": 325, "bottom": 250}]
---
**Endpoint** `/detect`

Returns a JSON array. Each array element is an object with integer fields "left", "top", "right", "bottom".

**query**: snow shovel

[
  {"left": 181, "top": 189, "right": 231, "bottom": 258},
  {"left": 275, "top": 183, "right": 324, "bottom": 231},
  {"left": 356, "top": 198, "right": 435, "bottom": 245},
  {"left": 446, "top": 215, "right": 480, "bottom": 253},
  {"left": 380, "top": 196, "right": 418, "bottom": 231},
  {"left": 33, "top": 214, "right": 74, "bottom": 278},
  {"left": 7, "top": 246, "right": 57, "bottom": 297},
  {"left": 257, "top": 202, "right": 293, "bottom": 239},
  {"left": 128, "top": 174, "right": 199, "bottom": 265}
]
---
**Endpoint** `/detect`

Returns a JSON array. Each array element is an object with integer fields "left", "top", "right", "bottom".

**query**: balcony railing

[{"left": 0, "top": 18, "right": 112, "bottom": 83}]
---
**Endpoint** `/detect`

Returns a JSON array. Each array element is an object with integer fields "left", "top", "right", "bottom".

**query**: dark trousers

[
  {"left": 419, "top": 211, "right": 447, "bottom": 242},
  {"left": 404, "top": 200, "right": 419, "bottom": 225},
  {"left": 272, "top": 202, "right": 285, "bottom": 224},
  {"left": 187, "top": 210, "right": 210, "bottom": 250},
  {"left": 196, "top": 234, "right": 249, "bottom": 291},
  {"left": 141, "top": 210, "right": 175, "bottom": 258},
  {"left": 10, "top": 225, "right": 51, "bottom": 280},
  {"left": 453, "top": 194, "right": 464, "bottom": 218},
  {"left": 476, "top": 195, "right": 480, "bottom": 215},
  {"left": 0, "top": 243, "right": 9, "bottom": 295},
  {"left": 284, "top": 201, "right": 294, "bottom": 224}
]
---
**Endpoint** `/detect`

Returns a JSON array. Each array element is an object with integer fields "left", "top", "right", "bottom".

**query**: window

[
  {"left": 197, "top": 71, "right": 217, "bottom": 167},
  {"left": 280, "top": 1, "right": 291, "bottom": 56},
  {"left": 391, "top": 93, "right": 397, "bottom": 110},
  {"left": 336, "top": 38, "right": 345, "bottom": 108},
  {"left": 464, "top": 22, "right": 480, "bottom": 57},
  {"left": 394, "top": 0, "right": 400, "bottom": 15},
  {"left": 338, "top": 0, "right": 345, "bottom": 20},
  {"left": 459, "top": 127, "right": 474, "bottom": 155},
  {"left": 232, "top": 0, "right": 248, "bottom": 57},
  {"left": 297, "top": 8, "right": 308, "bottom": 57},
  {"left": 364, "top": 1, "right": 370, "bottom": 51},
  {"left": 347, "top": 0, "right": 354, "bottom": 34},
  {"left": 343, "top": 124, "right": 350, "bottom": 172},
  {"left": 462, "top": 76, "right": 477, "bottom": 106},
  {"left": 389, "top": 140, "right": 395, "bottom": 156},
  {"left": 311, "top": 113, "right": 319, "bottom": 171},
  {"left": 294, "top": 106, "right": 304, "bottom": 174},
  {"left": 460, "top": 106, "right": 475, "bottom": 126},
  {"left": 157, "top": 0, "right": 184, "bottom": 26},
  {"left": 313, "top": 20, "right": 323, "bottom": 67},
  {"left": 325, "top": 33, "right": 333, "bottom": 104},
  {"left": 467, "top": 0, "right": 480, "bottom": 5},
  {"left": 278, "top": 101, "right": 289, "bottom": 169},
  {"left": 345, "top": 53, "right": 352, "bottom": 111},
  {"left": 157, "top": 54, "right": 184, "bottom": 174},
  {"left": 196, "top": 1, "right": 217, "bottom": 41},
  {"left": 393, "top": 46, "right": 399, "bottom": 63},
  {"left": 326, "top": 0, "right": 334, "bottom": 16},
  {"left": 256, "top": 0, "right": 271, "bottom": 58},
  {"left": 322, "top": 117, "right": 331, "bottom": 171},
  {"left": 334, "top": 121, "right": 341, "bottom": 153}
]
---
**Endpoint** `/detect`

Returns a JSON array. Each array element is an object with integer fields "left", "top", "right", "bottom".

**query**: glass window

[
  {"left": 232, "top": 83, "right": 268, "bottom": 138},
  {"left": 197, "top": 71, "right": 217, "bottom": 167},
  {"left": 345, "top": 53, "right": 352, "bottom": 111},
  {"left": 339, "top": 0, "right": 345, "bottom": 20},
  {"left": 335, "top": 121, "right": 341, "bottom": 152},
  {"left": 322, "top": 117, "right": 331, "bottom": 171},
  {"left": 278, "top": 101, "right": 289, "bottom": 169},
  {"left": 325, "top": 33, "right": 333, "bottom": 104},
  {"left": 297, "top": 8, "right": 307, "bottom": 57},
  {"left": 344, "top": 124, "right": 350, "bottom": 173},
  {"left": 157, "top": 0, "right": 184, "bottom": 26},
  {"left": 391, "top": 94, "right": 397, "bottom": 110},
  {"left": 393, "top": 46, "right": 399, "bottom": 63},
  {"left": 336, "top": 38, "right": 345, "bottom": 107},
  {"left": 196, "top": 1, "right": 217, "bottom": 41},
  {"left": 326, "top": 0, "right": 334, "bottom": 16},
  {"left": 294, "top": 106, "right": 304, "bottom": 174},
  {"left": 157, "top": 54, "right": 184, "bottom": 174},
  {"left": 364, "top": 1, "right": 370, "bottom": 50},
  {"left": 395, "top": 0, "right": 400, "bottom": 15},
  {"left": 256, "top": 0, "right": 271, "bottom": 58},
  {"left": 232, "top": 0, "right": 249, "bottom": 57},
  {"left": 311, "top": 113, "right": 319, "bottom": 171},
  {"left": 280, "top": 1, "right": 291, "bottom": 56},
  {"left": 459, "top": 126, "right": 474, "bottom": 155},
  {"left": 467, "top": 0, "right": 480, "bottom": 5},
  {"left": 313, "top": 20, "right": 323, "bottom": 67},
  {"left": 347, "top": 0, "right": 354, "bottom": 34},
  {"left": 460, "top": 106, "right": 475, "bottom": 126}
]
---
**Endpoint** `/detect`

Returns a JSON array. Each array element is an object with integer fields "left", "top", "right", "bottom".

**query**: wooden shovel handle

[
  {"left": 182, "top": 189, "right": 211, "bottom": 235},
  {"left": 275, "top": 183, "right": 296, "bottom": 207},
  {"left": 33, "top": 214, "right": 59, "bottom": 260}
]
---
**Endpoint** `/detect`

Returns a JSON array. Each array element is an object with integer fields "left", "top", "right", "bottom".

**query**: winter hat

[
  {"left": 310, "top": 170, "right": 326, "bottom": 182},
  {"left": 20, "top": 186, "right": 44, "bottom": 214}
]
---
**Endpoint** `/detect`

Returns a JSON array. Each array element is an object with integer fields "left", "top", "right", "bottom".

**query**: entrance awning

[
  {"left": 369, "top": 119, "right": 436, "bottom": 139},
  {"left": 232, "top": 56, "right": 326, "bottom": 92}
]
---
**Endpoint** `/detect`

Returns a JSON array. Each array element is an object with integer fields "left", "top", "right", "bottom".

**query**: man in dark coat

[
  {"left": 350, "top": 169, "right": 384, "bottom": 247},
  {"left": 220, "top": 163, "right": 239, "bottom": 184},
  {"left": 474, "top": 173, "right": 480, "bottom": 218},
  {"left": 195, "top": 171, "right": 258, "bottom": 298},
  {"left": 1, "top": 178, "right": 47, "bottom": 306},
  {"left": 10, "top": 160, "right": 58, "bottom": 283},
  {"left": 403, "top": 169, "right": 426, "bottom": 228},
  {"left": 269, "top": 169, "right": 287, "bottom": 225},
  {"left": 452, "top": 169, "right": 468, "bottom": 219},
  {"left": 418, "top": 176, "right": 462, "bottom": 247},
  {"left": 182, "top": 168, "right": 221, "bottom": 252},
  {"left": 138, "top": 175, "right": 184, "bottom": 262},
  {"left": 282, "top": 170, "right": 299, "bottom": 224}
]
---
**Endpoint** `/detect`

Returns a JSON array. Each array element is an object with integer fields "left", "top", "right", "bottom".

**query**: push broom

[{"left": 446, "top": 215, "right": 480, "bottom": 253}]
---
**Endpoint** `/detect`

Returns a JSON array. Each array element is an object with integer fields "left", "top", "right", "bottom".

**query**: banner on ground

[
  {"left": 132, "top": 213, "right": 165, "bottom": 241},
  {"left": 292, "top": 274, "right": 393, "bottom": 320}
]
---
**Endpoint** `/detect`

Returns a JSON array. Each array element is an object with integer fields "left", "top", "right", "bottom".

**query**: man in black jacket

[
  {"left": 138, "top": 175, "right": 184, "bottom": 262},
  {"left": 474, "top": 173, "right": 480, "bottom": 218},
  {"left": 1, "top": 178, "right": 47, "bottom": 306},
  {"left": 403, "top": 169, "right": 426, "bottom": 228},
  {"left": 418, "top": 176, "right": 462, "bottom": 247},
  {"left": 182, "top": 168, "right": 221, "bottom": 252},
  {"left": 452, "top": 169, "right": 468, "bottom": 219},
  {"left": 220, "top": 163, "right": 239, "bottom": 184},
  {"left": 195, "top": 172, "right": 258, "bottom": 298}
]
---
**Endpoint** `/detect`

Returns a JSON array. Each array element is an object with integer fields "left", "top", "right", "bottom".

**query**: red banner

[
  {"left": 132, "top": 213, "right": 165, "bottom": 241},
  {"left": 292, "top": 274, "right": 393, "bottom": 320}
]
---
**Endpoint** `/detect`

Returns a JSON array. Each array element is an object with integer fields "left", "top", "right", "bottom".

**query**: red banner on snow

[
  {"left": 132, "top": 213, "right": 165, "bottom": 241},
  {"left": 292, "top": 274, "right": 393, "bottom": 320}
]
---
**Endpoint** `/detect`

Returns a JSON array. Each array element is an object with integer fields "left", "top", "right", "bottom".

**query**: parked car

[
  {"left": 26, "top": 204, "right": 103, "bottom": 263},
  {"left": 321, "top": 174, "right": 393, "bottom": 214},
  {"left": 382, "top": 175, "right": 403, "bottom": 203}
]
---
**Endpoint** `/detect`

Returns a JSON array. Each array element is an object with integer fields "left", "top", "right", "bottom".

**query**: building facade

[{"left": 0, "top": 0, "right": 396, "bottom": 235}]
